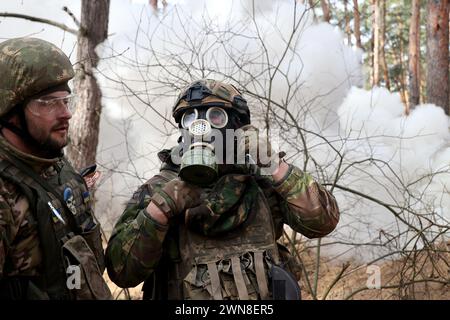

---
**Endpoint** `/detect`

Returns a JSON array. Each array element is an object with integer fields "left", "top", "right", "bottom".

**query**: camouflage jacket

[
  {"left": 0, "top": 134, "right": 110, "bottom": 299},
  {"left": 106, "top": 149, "right": 340, "bottom": 291}
]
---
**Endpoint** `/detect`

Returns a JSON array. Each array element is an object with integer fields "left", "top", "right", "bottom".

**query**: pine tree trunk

[
  {"left": 372, "top": 0, "right": 380, "bottom": 86},
  {"left": 379, "top": 0, "right": 390, "bottom": 89},
  {"left": 408, "top": 0, "right": 421, "bottom": 110},
  {"left": 344, "top": 0, "right": 352, "bottom": 45},
  {"left": 320, "top": 0, "right": 331, "bottom": 22},
  {"left": 353, "top": 0, "right": 363, "bottom": 49},
  {"left": 396, "top": 17, "right": 408, "bottom": 110},
  {"left": 426, "top": 0, "right": 449, "bottom": 114},
  {"left": 67, "top": 0, "right": 110, "bottom": 170}
]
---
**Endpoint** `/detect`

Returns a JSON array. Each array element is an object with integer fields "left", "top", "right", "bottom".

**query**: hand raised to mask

[
  {"left": 149, "top": 178, "right": 203, "bottom": 221},
  {"left": 236, "top": 124, "right": 281, "bottom": 172}
]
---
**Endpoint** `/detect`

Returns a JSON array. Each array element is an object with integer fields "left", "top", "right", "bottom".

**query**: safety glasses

[
  {"left": 27, "top": 94, "right": 77, "bottom": 116},
  {"left": 181, "top": 107, "right": 228, "bottom": 129}
]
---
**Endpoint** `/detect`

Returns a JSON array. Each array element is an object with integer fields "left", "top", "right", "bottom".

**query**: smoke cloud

[
  {"left": 2, "top": 0, "right": 449, "bottom": 263},
  {"left": 74, "top": 0, "right": 450, "bottom": 261}
]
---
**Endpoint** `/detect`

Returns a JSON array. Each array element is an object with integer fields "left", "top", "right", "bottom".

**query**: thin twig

[
  {"left": 313, "top": 238, "right": 322, "bottom": 297},
  {"left": 63, "top": 6, "right": 81, "bottom": 29},
  {"left": 321, "top": 262, "right": 351, "bottom": 300}
]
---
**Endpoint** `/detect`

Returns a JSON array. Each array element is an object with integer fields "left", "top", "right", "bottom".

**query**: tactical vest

[
  {"left": 0, "top": 155, "right": 111, "bottom": 300},
  {"left": 146, "top": 169, "right": 300, "bottom": 300},
  {"left": 176, "top": 191, "right": 280, "bottom": 300}
]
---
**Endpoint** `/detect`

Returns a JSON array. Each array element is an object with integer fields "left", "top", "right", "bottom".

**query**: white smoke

[
  {"left": 96, "top": 0, "right": 449, "bottom": 263},
  {"left": 331, "top": 87, "right": 450, "bottom": 261},
  {"left": 94, "top": 0, "right": 364, "bottom": 226},
  {"left": 2, "top": 0, "right": 449, "bottom": 264}
]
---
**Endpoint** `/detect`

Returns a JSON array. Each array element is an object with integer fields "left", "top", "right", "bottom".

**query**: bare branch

[
  {"left": 0, "top": 12, "right": 78, "bottom": 35},
  {"left": 63, "top": 6, "right": 81, "bottom": 29}
]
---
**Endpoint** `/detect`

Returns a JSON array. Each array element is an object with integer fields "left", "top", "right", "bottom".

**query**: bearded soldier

[
  {"left": 0, "top": 37, "right": 111, "bottom": 300},
  {"left": 106, "top": 79, "right": 340, "bottom": 300}
]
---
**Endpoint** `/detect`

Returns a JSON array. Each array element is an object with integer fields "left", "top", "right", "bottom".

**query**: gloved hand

[
  {"left": 150, "top": 178, "right": 203, "bottom": 219},
  {"left": 236, "top": 124, "right": 281, "bottom": 172}
]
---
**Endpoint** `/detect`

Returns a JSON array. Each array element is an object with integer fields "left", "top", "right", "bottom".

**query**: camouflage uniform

[
  {"left": 106, "top": 80, "right": 340, "bottom": 300},
  {"left": 0, "top": 38, "right": 111, "bottom": 299}
]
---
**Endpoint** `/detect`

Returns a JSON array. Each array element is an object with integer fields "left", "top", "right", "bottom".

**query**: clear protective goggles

[
  {"left": 181, "top": 107, "right": 229, "bottom": 129},
  {"left": 27, "top": 94, "right": 77, "bottom": 116}
]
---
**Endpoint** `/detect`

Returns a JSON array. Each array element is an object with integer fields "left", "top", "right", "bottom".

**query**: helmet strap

[{"left": 0, "top": 105, "right": 41, "bottom": 148}]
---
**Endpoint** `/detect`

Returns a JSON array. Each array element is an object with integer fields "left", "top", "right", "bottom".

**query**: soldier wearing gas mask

[{"left": 106, "top": 79, "right": 340, "bottom": 300}]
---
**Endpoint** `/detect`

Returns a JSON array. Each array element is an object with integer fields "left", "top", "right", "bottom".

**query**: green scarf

[{"left": 185, "top": 173, "right": 262, "bottom": 236}]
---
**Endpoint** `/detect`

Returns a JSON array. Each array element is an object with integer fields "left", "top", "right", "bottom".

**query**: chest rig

[
  {"left": 162, "top": 172, "right": 281, "bottom": 300},
  {"left": 0, "top": 155, "right": 99, "bottom": 299}
]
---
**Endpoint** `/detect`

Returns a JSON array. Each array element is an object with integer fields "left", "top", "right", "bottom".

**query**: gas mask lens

[
  {"left": 206, "top": 107, "right": 228, "bottom": 128},
  {"left": 181, "top": 107, "right": 228, "bottom": 129},
  {"left": 181, "top": 109, "right": 198, "bottom": 129}
]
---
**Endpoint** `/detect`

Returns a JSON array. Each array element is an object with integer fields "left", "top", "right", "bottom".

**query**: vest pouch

[
  {"left": 62, "top": 235, "right": 112, "bottom": 300},
  {"left": 182, "top": 264, "right": 214, "bottom": 300},
  {"left": 182, "top": 255, "right": 260, "bottom": 300},
  {"left": 80, "top": 222, "right": 106, "bottom": 271}
]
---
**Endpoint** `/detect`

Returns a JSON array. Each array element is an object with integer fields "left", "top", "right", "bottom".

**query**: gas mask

[
  {"left": 178, "top": 106, "right": 237, "bottom": 186},
  {"left": 172, "top": 79, "right": 250, "bottom": 186}
]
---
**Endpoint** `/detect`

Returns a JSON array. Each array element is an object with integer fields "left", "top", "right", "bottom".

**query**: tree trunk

[
  {"left": 426, "top": 0, "right": 449, "bottom": 114},
  {"left": 320, "top": 0, "right": 331, "bottom": 22},
  {"left": 353, "top": 0, "right": 363, "bottom": 49},
  {"left": 396, "top": 17, "right": 408, "bottom": 110},
  {"left": 372, "top": 0, "right": 380, "bottom": 86},
  {"left": 379, "top": 0, "right": 390, "bottom": 90},
  {"left": 408, "top": 0, "right": 421, "bottom": 110},
  {"left": 67, "top": 0, "right": 110, "bottom": 171},
  {"left": 344, "top": 0, "right": 352, "bottom": 45},
  {"left": 149, "top": 0, "right": 158, "bottom": 11}
]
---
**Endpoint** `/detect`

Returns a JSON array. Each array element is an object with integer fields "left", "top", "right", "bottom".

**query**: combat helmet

[
  {"left": 172, "top": 79, "right": 250, "bottom": 125},
  {"left": 0, "top": 37, "right": 75, "bottom": 117}
]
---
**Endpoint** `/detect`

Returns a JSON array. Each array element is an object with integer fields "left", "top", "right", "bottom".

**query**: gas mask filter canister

[{"left": 179, "top": 118, "right": 219, "bottom": 186}]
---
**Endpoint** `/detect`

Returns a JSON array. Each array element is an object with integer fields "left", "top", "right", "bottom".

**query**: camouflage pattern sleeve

[
  {"left": 0, "top": 177, "right": 41, "bottom": 279},
  {"left": 105, "top": 175, "right": 170, "bottom": 288},
  {"left": 273, "top": 163, "right": 340, "bottom": 238}
]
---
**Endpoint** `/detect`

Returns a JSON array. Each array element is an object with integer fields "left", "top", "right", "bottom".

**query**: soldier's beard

[
  {"left": 26, "top": 121, "right": 69, "bottom": 158},
  {"left": 38, "top": 134, "right": 67, "bottom": 158}
]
